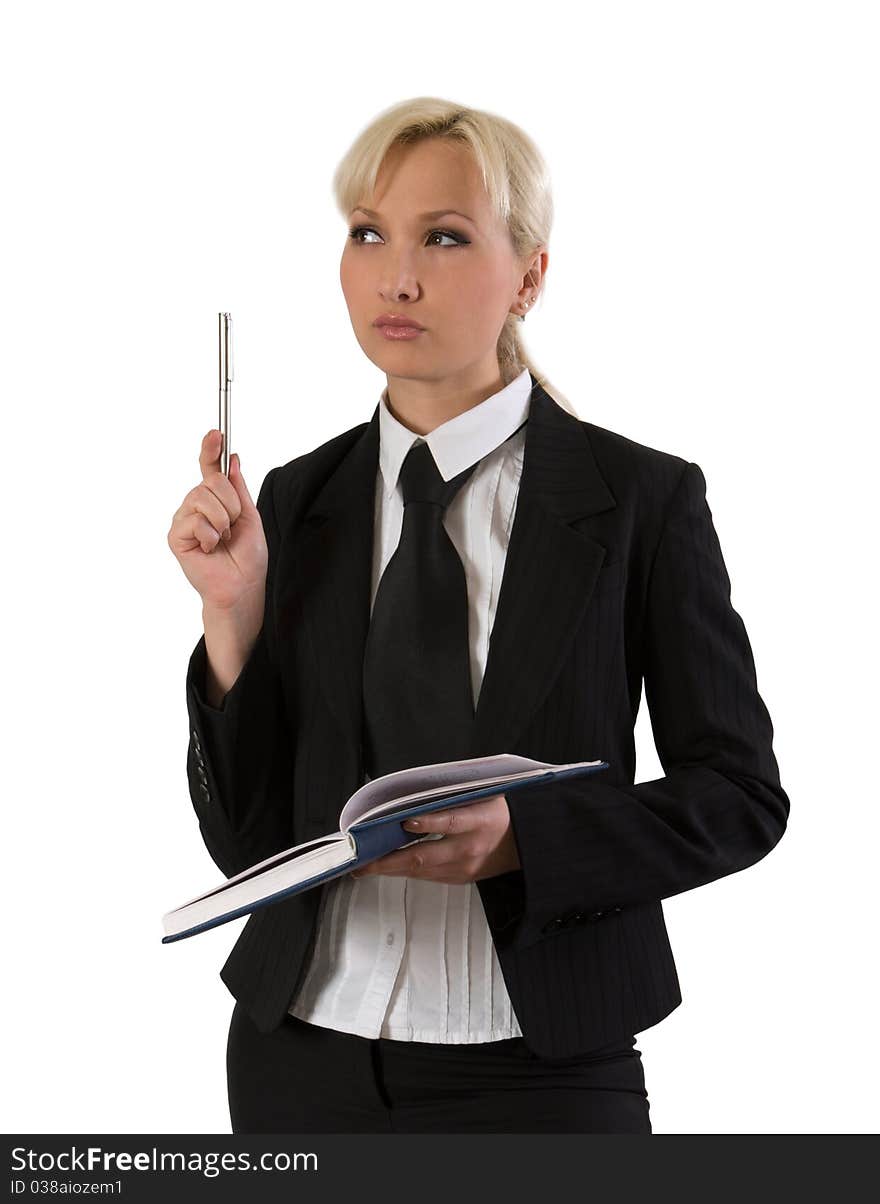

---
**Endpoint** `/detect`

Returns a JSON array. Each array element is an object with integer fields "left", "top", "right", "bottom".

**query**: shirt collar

[{"left": 378, "top": 366, "right": 532, "bottom": 496}]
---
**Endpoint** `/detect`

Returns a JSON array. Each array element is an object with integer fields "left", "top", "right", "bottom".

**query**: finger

[
  {"left": 191, "top": 512, "right": 225, "bottom": 554},
  {"left": 169, "top": 507, "right": 226, "bottom": 555},
  {"left": 198, "top": 428, "right": 225, "bottom": 480},
  {"left": 205, "top": 451, "right": 253, "bottom": 529},
  {"left": 229, "top": 453, "right": 257, "bottom": 515},
  {"left": 179, "top": 510, "right": 226, "bottom": 554},
  {"left": 352, "top": 849, "right": 414, "bottom": 877},
  {"left": 353, "top": 843, "right": 457, "bottom": 878},
  {"left": 401, "top": 807, "right": 464, "bottom": 834},
  {"left": 196, "top": 429, "right": 240, "bottom": 525},
  {"left": 412, "top": 795, "right": 507, "bottom": 831},
  {"left": 401, "top": 816, "right": 434, "bottom": 833},
  {"left": 179, "top": 482, "right": 233, "bottom": 541},
  {"left": 199, "top": 435, "right": 243, "bottom": 522},
  {"left": 200, "top": 472, "right": 242, "bottom": 531}
]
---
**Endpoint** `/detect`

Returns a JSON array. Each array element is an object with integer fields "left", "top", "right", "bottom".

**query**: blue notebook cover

[{"left": 162, "top": 760, "right": 609, "bottom": 943}]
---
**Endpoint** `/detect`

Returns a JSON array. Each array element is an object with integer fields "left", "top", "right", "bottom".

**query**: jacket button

[
  {"left": 199, "top": 784, "right": 210, "bottom": 802},
  {"left": 197, "top": 767, "right": 208, "bottom": 785},
  {"left": 541, "top": 917, "right": 567, "bottom": 934}
]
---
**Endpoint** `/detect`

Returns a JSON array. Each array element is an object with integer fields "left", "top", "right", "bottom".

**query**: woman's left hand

[{"left": 350, "top": 793, "right": 521, "bottom": 884}]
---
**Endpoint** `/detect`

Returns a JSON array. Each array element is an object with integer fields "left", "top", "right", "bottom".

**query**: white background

[{"left": 2, "top": 0, "right": 877, "bottom": 1135}]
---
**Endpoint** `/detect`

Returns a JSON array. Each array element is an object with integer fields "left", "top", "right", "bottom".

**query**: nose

[
  {"left": 379, "top": 258, "right": 420, "bottom": 305},
  {"left": 381, "top": 279, "right": 419, "bottom": 304}
]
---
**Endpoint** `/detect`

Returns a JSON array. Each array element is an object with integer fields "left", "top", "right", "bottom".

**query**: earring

[{"left": 519, "top": 296, "right": 533, "bottom": 322}]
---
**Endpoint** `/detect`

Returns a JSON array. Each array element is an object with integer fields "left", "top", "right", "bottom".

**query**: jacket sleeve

[
  {"left": 184, "top": 465, "right": 296, "bottom": 880},
  {"left": 502, "top": 460, "right": 790, "bottom": 934}
]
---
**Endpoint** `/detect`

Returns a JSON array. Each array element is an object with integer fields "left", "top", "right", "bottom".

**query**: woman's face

[{"left": 340, "top": 138, "right": 536, "bottom": 388}]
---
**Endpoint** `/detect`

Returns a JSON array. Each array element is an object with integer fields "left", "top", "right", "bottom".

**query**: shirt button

[{"left": 386, "top": 932, "right": 395, "bottom": 946}]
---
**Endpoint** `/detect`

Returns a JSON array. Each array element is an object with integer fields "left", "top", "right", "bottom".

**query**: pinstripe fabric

[{"left": 184, "top": 373, "right": 789, "bottom": 1058}]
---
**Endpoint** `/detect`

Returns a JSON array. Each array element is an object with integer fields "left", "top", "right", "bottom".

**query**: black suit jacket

[{"left": 184, "top": 374, "right": 789, "bottom": 1058}]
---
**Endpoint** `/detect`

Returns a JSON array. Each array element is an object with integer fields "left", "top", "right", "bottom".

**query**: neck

[{"left": 383, "top": 363, "right": 507, "bottom": 436}]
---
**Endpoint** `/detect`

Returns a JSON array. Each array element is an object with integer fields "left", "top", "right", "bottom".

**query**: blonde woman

[{"left": 168, "top": 97, "right": 789, "bottom": 1134}]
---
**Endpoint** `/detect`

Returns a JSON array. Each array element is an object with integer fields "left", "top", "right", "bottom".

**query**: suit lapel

[
  {"left": 288, "top": 373, "right": 618, "bottom": 789},
  {"left": 284, "top": 403, "right": 380, "bottom": 775},
  {"left": 469, "top": 377, "right": 617, "bottom": 755}
]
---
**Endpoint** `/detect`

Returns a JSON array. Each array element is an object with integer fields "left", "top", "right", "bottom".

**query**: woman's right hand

[{"left": 167, "top": 430, "right": 269, "bottom": 614}]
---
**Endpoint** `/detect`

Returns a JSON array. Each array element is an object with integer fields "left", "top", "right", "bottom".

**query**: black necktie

[{"left": 362, "top": 440, "right": 481, "bottom": 779}]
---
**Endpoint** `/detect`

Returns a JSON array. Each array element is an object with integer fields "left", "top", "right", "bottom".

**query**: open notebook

[{"left": 162, "top": 752, "right": 609, "bottom": 943}]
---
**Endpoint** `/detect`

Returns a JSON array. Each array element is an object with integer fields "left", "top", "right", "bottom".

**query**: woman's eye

[
  {"left": 348, "top": 226, "right": 381, "bottom": 245},
  {"left": 426, "top": 229, "right": 466, "bottom": 247},
  {"left": 347, "top": 226, "right": 468, "bottom": 248}
]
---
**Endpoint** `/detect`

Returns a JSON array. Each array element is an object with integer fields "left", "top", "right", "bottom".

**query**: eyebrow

[{"left": 352, "top": 206, "right": 476, "bottom": 225}]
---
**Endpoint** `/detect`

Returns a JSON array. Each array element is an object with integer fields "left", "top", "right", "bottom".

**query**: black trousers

[{"left": 226, "top": 1002, "right": 652, "bottom": 1134}]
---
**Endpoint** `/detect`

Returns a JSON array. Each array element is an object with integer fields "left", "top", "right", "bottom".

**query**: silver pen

[{"left": 218, "top": 312, "right": 233, "bottom": 476}]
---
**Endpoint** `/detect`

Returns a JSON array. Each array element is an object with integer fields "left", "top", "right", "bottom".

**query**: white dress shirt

[{"left": 288, "top": 367, "right": 533, "bottom": 1043}]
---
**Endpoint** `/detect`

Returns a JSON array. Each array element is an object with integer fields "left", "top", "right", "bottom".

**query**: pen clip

[{"left": 221, "top": 313, "right": 233, "bottom": 384}]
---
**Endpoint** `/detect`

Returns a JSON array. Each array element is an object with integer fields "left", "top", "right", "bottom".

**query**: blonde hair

[{"left": 332, "top": 96, "right": 578, "bottom": 417}]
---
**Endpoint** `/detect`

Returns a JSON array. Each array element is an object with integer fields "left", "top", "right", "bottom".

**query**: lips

[
  {"left": 376, "top": 324, "right": 424, "bottom": 340},
  {"left": 373, "top": 315, "right": 425, "bottom": 330}
]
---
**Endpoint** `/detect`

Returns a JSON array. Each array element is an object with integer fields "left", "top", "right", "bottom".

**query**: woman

[{"left": 167, "top": 97, "right": 789, "bottom": 1134}]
